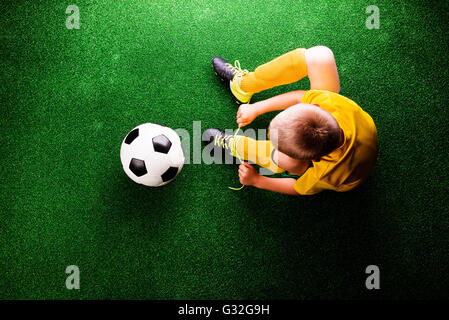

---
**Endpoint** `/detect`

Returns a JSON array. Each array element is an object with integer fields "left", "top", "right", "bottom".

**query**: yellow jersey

[{"left": 294, "top": 90, "right": 378, "bottom": 195}]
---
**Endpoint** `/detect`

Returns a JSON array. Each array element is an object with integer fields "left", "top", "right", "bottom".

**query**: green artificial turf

[{"left": 1, "top": 0, "right": 448, "bottom": 299}]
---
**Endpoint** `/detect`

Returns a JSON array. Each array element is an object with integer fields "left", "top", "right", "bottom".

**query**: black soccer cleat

[
  {"left": 203, "top": 128, "right": 225, "bottom": 145},
  {"left": 202, "top": 128, "right": 239, "bottom": 159},
  {"left": 212, "top": 56, "right": 238, "bottom": 82},
  {"left": 212, "top": 57, "right": 253, "bottom": 104}
]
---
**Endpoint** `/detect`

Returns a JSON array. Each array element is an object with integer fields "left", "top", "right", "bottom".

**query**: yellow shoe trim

[
  {"left": 213, "top": 133, "right": 240, "bottom": 158},
  {"left": 227, "top": 60, "right": 253, "bottom": 104}
]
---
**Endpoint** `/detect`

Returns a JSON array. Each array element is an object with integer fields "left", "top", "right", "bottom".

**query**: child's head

[{"left": 269, "top": 104, "right": 341, "bottom": 163}]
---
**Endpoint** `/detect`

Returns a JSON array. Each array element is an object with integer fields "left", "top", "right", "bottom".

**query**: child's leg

[
  {"left": 241, "top": 46, "right": 340, "bottom": 94},
  {"left": 235, "top": 136, "right": 285, "bottom": 174},
  {"left": 240, "top": 48, "right": 307, "bottom": 93},
  {"left": 305, "top": 46, "right": 340, "bottom": 93}
]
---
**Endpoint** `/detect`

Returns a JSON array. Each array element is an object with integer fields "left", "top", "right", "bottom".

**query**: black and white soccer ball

[{"left": 120, "top": 123, "right": 185, "bottom": 187}]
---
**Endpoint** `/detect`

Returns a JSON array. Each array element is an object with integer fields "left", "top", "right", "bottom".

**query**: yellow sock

[
  {"left": 241, "top": 48, "right": 308, "bottom": 93},
  {"left": 235, "top": 135, "right": 285, "bottom": 174}
]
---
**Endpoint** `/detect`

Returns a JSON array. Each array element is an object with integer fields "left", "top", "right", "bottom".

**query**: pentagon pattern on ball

[
  {"left": 124, "top": 128, "right": 139, "bottom": 145},
  {"left": 161, "top": 166, "right": 178, "bottom": 182},
  {"left": 152, "top": 134, "right": 172, "bottom": 154},
  {"left": 129, "top": 158, "right": 147, "bottom": 177}
]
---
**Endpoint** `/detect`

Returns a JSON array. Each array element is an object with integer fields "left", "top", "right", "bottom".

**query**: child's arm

[
  {"left": 237, "top": 90, "right": 307, "bottom": 127},
  {"left": 238, "top": 162, "right": 299, "bottom": 196}
]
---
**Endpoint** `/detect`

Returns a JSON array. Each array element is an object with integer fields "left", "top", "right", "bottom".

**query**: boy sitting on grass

[{"left": 203, "top": 46, "right": 378, "bottom": 195}]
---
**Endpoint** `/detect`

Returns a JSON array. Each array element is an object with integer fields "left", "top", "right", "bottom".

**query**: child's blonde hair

[{"left": 269, "top": 104, "right": 341, "bottom": 161}]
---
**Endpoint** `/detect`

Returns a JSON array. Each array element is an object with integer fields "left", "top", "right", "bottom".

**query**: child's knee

[
  {"left": 306, "top": 46, "right": 335, "bottom": 65},
  {"left": 305, "top": 46, "right": 340, "bottom": 93}
]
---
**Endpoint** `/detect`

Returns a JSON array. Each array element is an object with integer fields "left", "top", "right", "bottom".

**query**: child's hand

[
  {"left": 237, "top": 104, "right": 258, "bottom": 127},
  {"left": 238, "top": 162, "right": 260, "bottom": 186}
]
